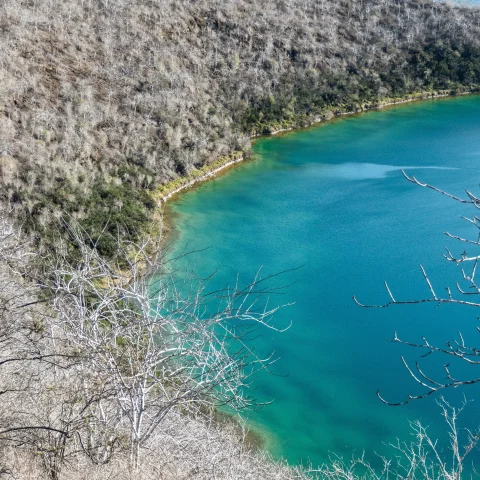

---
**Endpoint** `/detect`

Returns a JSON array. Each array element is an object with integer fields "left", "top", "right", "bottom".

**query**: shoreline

[
  {"left": 156, "top": 89, "right": 479, "bottom": 245},
  {"left": 155, "top": 151, "right": 247, "bottom": 204},
  {"left": 154, "top": 151, "right": 248, "bottom": 246},
  {"left": 255, "top": 90, "right": 475, "bottom": 137},
  {"left": 157, "top": 89, "right": 478, "bottom": 208}
]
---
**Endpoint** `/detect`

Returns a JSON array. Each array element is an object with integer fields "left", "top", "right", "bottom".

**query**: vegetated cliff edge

[{"left": 2, "top": 0, "right": 480, "bottom": 255}]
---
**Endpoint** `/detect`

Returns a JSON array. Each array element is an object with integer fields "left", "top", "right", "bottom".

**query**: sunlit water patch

[{"left": 309, "top": 162, "right": 457, "bottom": 180}]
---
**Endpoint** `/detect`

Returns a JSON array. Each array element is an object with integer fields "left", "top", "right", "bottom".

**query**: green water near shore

[{"left": 167, "top": 96, "right": 480, "bottom": 469}]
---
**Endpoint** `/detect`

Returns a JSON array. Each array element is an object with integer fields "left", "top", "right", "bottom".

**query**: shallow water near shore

[{"left": 165, "top": 96, "right": 480, "bottom": 469}]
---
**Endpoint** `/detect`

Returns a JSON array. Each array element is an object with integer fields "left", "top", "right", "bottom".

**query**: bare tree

[
  {"left": 44, "top": 220, "right": 290, "bottom": 471},
  {"left": 355, "top": 171, "right": 480, "bottom": 405},
  {"left": 0, "top": 207, "right": 306, "bottom": 479}
]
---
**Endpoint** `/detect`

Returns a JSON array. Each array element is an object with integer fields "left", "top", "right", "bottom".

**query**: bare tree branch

[{"left": 357, "top": 173, "right": 480, "bottom": 405}]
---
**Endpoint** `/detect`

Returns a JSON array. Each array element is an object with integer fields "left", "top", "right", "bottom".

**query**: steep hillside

[
  {"left": 2, "top": 2, "right": 480, "bottom": 478},
  {"left": 2, "top": 0, "right": 480, "bottom": 252}
]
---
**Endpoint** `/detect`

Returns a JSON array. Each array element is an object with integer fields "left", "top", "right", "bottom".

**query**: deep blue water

[{"left": 166, "top": 96, "right": 480, "bottom": 470}]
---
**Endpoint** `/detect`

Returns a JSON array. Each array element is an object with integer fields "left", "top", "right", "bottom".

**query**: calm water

[{"left": 166, "top": 96, "right": 480, "bottom": 469}]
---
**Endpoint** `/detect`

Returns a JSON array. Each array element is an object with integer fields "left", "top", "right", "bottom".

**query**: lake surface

[{"left": 166, "top": 96, "right": 480, "bottom": 470}]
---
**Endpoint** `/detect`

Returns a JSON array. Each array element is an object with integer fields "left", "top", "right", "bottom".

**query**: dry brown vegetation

[{"left": 2, "top": 0, "right": 480, "bottom": 249}]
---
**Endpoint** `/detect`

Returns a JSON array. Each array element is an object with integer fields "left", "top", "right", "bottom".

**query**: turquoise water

[{"left": 167, "top": 96, "right": 480, "bottom": 469}]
